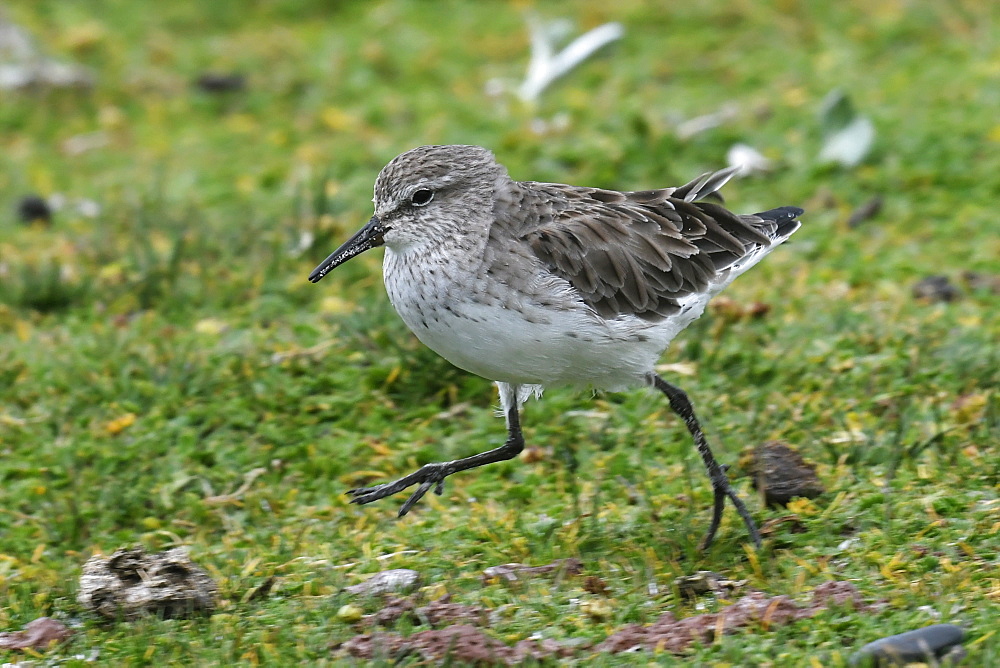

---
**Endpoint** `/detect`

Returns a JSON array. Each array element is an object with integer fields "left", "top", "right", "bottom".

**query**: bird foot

[
  {"left": 347, "top": 462, "right": 452, "bottom": 517},
  {"left": 699, "top": 476, "right": 762, "bottom": 550}
]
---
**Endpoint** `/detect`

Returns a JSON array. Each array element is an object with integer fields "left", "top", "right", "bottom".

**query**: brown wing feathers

[{"left": 520, "top": 173, "right": 790, "bottom": 322}]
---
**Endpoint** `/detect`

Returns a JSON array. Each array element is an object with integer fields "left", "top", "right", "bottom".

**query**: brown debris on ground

[
  {"left": 372, "top": 596, "right": 417, "bottom": 626},
  {"left": 0, "top": 617, "right": 73, "bottom": 651},
  {"left": 335, "top": 578, "right": 878, "bottom": 662},
  {"left": 77, "top": 546, "right": 218, "bottom": 620},
  {"left": 482, "top": 557, "right": 583, "bottom": 583},
  {"left": 373, "top": 594, "right": 490, "bottom": 627},
  {"left": 808, "top": 580, "right": 875, "bottom": 610},
  {"left": 597, "top": 581, "right": 876, "bottom": 655},
  {"left": 583, "top": 575, "right": 610, "bottom": 595},
  {"left": 337, "top": 625, "right": 578, "bottom": 664},
  {"left": 747, "top": 441, "right": 825, "bottom": 507},
  {"left": 674, "top": 571, "right": 747, "bottom": 599},
  {"left": 417, "top": 596, "right": 491, "bottom": 626}
]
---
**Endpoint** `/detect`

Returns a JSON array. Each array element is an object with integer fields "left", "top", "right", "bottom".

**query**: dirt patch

[
  {"left": 597, "top": 581, "right": 876, "bottom": 654},
  {"left": 335, "top": 580, "right": 878, "bottom": 662},
  {"left": 372, "top": 594, "right": 490, "bottom": 627},
  {"left": 337, "top": 625, "right": 578, "bottom": 664}
]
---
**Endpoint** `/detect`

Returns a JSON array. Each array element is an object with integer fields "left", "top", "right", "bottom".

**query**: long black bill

[{"left": 308, "top": 215, "right": 386, "bottom": 283}]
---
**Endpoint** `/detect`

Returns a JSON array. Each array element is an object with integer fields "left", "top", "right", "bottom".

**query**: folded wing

[{"left": 501, "top": 167, "right": 799, "bottom": 321}]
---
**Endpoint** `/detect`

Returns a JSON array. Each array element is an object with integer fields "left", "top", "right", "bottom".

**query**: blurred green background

[{"left": 1, "top": 0, "right": 997, "bottom": 664}]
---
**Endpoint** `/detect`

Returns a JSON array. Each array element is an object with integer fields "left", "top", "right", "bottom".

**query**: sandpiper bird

[{"left": 310, "top": 145, "right": 802, "bottom": 548}]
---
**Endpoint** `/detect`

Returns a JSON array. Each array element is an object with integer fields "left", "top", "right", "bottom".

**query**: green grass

[{"left": 1, "top": 0, "right": 998, "bottom": 664}]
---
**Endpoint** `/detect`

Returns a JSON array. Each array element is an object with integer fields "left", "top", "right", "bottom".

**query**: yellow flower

[{"left": 106, "top": 413, "right": 136, "bottom": 435}]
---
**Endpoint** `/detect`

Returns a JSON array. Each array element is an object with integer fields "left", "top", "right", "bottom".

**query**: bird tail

[
  {"left": 752, "top": 206, "right": 803, "bottom": 240},
  {"left": 673, "top": 166, "right": 741, "bottom": 203}
]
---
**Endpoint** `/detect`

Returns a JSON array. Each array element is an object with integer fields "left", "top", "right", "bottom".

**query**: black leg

[
  {"left": 347, "top": 403, "right": 525, "bottom": 516},
  {"left": 651, "top": 373, "right": 761, "bottom": 549}
]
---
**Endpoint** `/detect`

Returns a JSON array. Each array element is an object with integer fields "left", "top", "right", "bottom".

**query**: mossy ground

[{"left": 1, "top": 1, "right": 997, "bottom": 665}]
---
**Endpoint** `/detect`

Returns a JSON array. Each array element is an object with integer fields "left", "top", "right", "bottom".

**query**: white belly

[
  {"left": 415, "top": 301, "right": 648, "bottom": 386},
  {"left": 382, "top": 247, "right": 718, "bottom": 390}
]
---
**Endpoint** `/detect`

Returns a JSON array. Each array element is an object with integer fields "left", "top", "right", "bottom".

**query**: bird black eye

[{"left": 410, "top": 189, "right": 434, "bottom": 206}]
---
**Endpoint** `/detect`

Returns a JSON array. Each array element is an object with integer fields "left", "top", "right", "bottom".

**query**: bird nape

[{"left": 310, "top": 144, "right": 804, "bottom": 550}]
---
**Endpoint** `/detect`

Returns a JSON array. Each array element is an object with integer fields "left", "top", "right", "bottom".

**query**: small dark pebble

[
  {"left": 17, "top": 195, "right": 52, "bottom": 224},
  {"left": 748, "top": 441, "right": 825, "bottom": 507},
  {"left": 912, "top": 275, "right": 961, "bottom": 303},
  {"left": 194, "top": 72, "right": 246, "bottom": 93},
  {"left": 850, "top": 624, "right": 966, "bottom": 666}
]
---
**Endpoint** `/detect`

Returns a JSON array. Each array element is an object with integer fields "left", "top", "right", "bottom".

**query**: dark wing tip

[
  {"left": 753, "top": 206, "right": 803, "bottom": 239},
  {"left": 754, "top": 206, "right": 804, "bottom": 222}
]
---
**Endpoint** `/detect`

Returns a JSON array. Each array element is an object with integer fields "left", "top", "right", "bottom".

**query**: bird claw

[
  {"left": 345, "top": 484, "right": 391, "bottom": 506},
  {"left": 346, "top": 462, "right": 452, "bottom": 516},
  {"left": 698, "top": 476, "right": 761, "bottom": 550}
]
